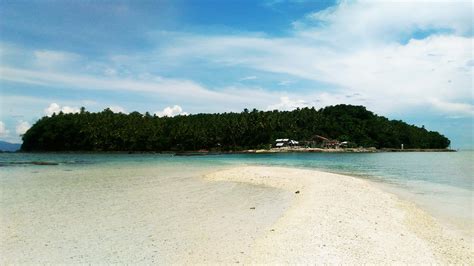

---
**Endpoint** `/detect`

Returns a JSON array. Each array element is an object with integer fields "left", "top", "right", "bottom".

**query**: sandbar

[
  {"left": 204, "top": 166, "right": 472, "bottom": 264},
  {"left": 1, "top": 165, "right": 471, "bottom": 263}
]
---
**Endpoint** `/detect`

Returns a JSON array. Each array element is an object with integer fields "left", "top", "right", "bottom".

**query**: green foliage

[{"left": 21, "top": 105, "right": 450, "bottom": 151}]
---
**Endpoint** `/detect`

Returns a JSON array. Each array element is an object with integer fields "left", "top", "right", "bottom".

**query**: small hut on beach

[
  {"left": 275, "top": 139, "right": 299, "bottom": 148},
  {"left": 301, "top": 135, "right": 341, "bottom": 148}
]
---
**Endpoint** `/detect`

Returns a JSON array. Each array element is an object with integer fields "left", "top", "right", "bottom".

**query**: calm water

[{"left": 1, "top": 151, "right": 472, "bottom": 231}]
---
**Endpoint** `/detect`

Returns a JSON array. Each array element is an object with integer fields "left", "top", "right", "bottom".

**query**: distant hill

[
  {"left": 0, "top": 140, "right": 21, "bottom": 152},
  {"left": 21, "top": 104, "right": 450, "bottom": 151}
]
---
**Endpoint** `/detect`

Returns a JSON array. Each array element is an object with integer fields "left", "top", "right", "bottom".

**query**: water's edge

[{"left": 1, "top": 152, "right": 472, "bottom": 237}]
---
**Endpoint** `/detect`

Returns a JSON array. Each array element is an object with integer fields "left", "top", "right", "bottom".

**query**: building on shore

[
  {"left": 275, "top": 136, "right": 352, "bottom": 149},
  {"left": 275, "top": 139, "right": 299, "bottom": 148},
  {"left": 300, "top": 135, "right": 346, "bottom": 149}
]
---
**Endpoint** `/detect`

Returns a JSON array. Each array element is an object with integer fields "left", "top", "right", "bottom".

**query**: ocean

[{"left": 1, "top": 151, "right": 472, "bottom": 235}]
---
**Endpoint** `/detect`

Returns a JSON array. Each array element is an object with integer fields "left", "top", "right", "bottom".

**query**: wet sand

[
  {"left": 1, "top": 165, "right": 471, "bottom": 263},
  {"left": 1, "top": 164, "right": 292, "bottom": 263}
]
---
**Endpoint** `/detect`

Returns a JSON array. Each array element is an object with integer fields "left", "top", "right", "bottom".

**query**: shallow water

[
  {"left": 1, "top": 151, "right": 472, "bottom": 246},
  {"left": 212, "top": 151, "right": 474, "bottom": 232},
  {"left": 0, "top": 157, "right": 292, "bottom": 263}
]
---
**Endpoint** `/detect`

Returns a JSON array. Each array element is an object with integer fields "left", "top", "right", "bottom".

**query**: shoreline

[
  {"left": 1, "top": 163, "right": 471, "bottom": 263},
  {"left": 204, "top": 166, "right": 472, "bottom": 264},
  {"left": 238, "top": 147, "right": 456, "bottom": 154},
  {"left": 7, "top": 147, "right": 456, "bottom": 155},
  {"left": 165, "top": 147, "right": 457, "bottom": 156}
]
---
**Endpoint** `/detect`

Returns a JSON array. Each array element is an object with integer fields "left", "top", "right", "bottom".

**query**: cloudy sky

[{"left": 0, "top": 0, "right": 472, "bottom": 147}]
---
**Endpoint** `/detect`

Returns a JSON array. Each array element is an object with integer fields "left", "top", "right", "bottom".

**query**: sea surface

[{"left": 1, "top": 151, "right": 473, "bottom": 234}]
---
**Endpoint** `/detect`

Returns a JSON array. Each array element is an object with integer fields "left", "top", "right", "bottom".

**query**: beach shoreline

[
  {"left": 8, "top": 147, "right": 456, "bottom": 155},
  {"left": 1, "top": 164, "right": 471, "bottom": 264},
  {"left": 204, "top": 166, "right": 472, "bottom": 264},
  {"left": 174, "top": 147, "right": 456, "bottom": 156}
]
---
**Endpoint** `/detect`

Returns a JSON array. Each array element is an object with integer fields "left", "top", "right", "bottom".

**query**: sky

[{"left": 0, "top": 0, "right": 472, "bottom": 148}]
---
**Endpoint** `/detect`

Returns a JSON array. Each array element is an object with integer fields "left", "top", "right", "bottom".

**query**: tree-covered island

[{"left": 21, "top": 104, "right": 450, "bottom": 152}]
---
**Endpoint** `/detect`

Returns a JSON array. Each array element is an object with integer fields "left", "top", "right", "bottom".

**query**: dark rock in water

[
  {"left": 9, "top": 161, "right": 59, "bottom": 166},
  {"left": 295, "top": 190, "right": 300, "bottom": 194},
  {"left": 31, "top": 161, "right": 59, "bottom": 166}
]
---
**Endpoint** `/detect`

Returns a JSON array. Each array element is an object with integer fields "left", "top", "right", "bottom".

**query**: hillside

[
  {"left": 21, "top": 105, "right": 450, "bottom": 151},
  {"left": 0, "top": 140, "right": 21, "bottom": 152}
]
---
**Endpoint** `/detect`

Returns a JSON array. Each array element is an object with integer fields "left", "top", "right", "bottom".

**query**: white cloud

[
  {"left": 429, "top": 98, "right": 474, "bottom": 117},
  {"left": 104, "top": 67, "right": 118, "bottom": 76},
  {"left": 302, "top": 0, "right": 472, "bottom": 44},
  {"left": 0, "top": 66, "right": 286, "bottom": 112},
  {"left": 267, "top": 96, "right": 310, "bottom": 111},
  {"left": 1, "top": 0, "right": 472, "bottom": 120},
  {"left": 278, "top": 80, "right": 294, "bottom": 86},
  {"left": 240, "top": 76, "right": 257, "bottom": 81},
  {"left": 15, "top": 121, "right": 31, "bottom": 135},
  {"left": 44, "top": 103, "right": 80, "bottom": 116},
  {"left": 34, "top": 50, "right": 80, "bottom": 69},
  {"left": 266, "top": 92, "right": 372, "bottom": 112},
  {"left": 109, "top": 105, "right": 127, "bottom": 113},
  {"left": 156, "top": 1, "right": 473, "bottom": 117},
  {"left": 0, "top": 121, "right": 9, "bottom": 137},
  {"left": 155, "top": 105, "right": 189, "bottom": 117},
  {"left": 0, "top": 66, "right": 248, "bottom": 104}
]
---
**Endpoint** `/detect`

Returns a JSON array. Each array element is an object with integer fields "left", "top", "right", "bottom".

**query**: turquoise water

[{"left": 1, "top": 151, "right": 472, "bottom": 231}]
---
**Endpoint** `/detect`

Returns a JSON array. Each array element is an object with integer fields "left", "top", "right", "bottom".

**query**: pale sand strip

[{"left": 205, "top": 166, "right": 472, "bottom": 264}]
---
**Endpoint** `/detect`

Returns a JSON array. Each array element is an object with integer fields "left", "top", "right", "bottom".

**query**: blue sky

[{"left": 0, "top": 0, "right": 472, "bottom": 148}]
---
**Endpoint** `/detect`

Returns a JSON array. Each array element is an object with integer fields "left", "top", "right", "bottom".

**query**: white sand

[
  {"left": 1, "top": 165, "right": 292, "bottom": 264},
  {"left": 1, "top": 165, "right": 471, "bottom": 263},
  {"left": 205, "top": 166, "right": 473, "bottom": 264}
]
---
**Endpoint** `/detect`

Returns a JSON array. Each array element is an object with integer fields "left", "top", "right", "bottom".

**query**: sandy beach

[
  {"left": 1, "top": 165, "right": 472, "bottom": 263},
  {"left": 206, "top": 166, "right": 472, "bottom": 264}
]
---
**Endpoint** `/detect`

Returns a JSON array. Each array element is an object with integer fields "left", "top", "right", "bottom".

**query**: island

[{"left": 21, "top": 104, "right": 450, "bottom": 152}]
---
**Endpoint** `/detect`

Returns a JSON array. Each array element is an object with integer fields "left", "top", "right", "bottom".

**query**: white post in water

[{"left": 401, "top": 144, "right": 404, "bottom": 150}]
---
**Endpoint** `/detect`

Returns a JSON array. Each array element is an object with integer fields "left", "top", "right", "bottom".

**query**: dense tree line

[{"left": 21, "top": 105, "right": 450, "bottom": 151}]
